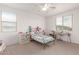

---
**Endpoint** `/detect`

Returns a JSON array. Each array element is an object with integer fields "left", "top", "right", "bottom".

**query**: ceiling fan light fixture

[
  {"left": 42, "top": 4, "right": 48, "bottom": 11},
  {"left": 42, "top": 7, "right": 47, "bottom": 11}
]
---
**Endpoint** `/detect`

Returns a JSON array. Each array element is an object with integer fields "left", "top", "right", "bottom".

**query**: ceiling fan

[{"left": 41, "top": 3, "right": 56, "bottom": 11}]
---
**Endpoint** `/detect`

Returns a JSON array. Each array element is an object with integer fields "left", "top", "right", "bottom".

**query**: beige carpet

[{"left": 1, "top": 40, "right": 79, "bottom": 55}]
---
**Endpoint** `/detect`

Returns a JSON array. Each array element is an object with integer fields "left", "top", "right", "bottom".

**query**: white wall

[
  {"left": 17, "top": 11, "right": 45, "bottom": 32},
  {"left": 0, "top": 5, "right": 45, "bottom": 46},
  {"left": 45, "top": 16, "right": 56, "bottom": 34},
  {"left": 45, "top": 8, "right": 79, "bottom": 44}
]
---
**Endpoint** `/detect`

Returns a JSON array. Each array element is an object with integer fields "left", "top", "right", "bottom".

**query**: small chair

[
  {"left": 0, "top": 40, "right": 6, "bottom": 53},
  {"left": 49, "top": 31, "right": 57, "bottom": 39}
]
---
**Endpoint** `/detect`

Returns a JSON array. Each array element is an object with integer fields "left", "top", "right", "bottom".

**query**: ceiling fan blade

[{"left": 50, "top": 7, "right": 56, "bottom": 9}]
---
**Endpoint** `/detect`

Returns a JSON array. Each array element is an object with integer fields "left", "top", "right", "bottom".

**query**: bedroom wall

[
  {"left": 45, "top": 16, "right": 56, "bottom": 34},
  {"left": 45, "top": 8, "right": 79, "bottom": 44},
  {"left": 0, "top": 5, "right": 45, "bottom": 46},
  {"left": 17, "top": 10, "right": 45, "bottom": 32}
]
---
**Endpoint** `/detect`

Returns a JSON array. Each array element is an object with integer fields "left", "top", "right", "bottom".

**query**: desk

[
  {"left": 57, "top": 32, "right": 71, "bottom": 43},
  {"left": 49, "top": 31, "right": 71, "bottom": 43}
]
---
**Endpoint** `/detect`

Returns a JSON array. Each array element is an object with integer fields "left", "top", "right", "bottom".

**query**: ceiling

[{"left": 1, "top": 3, "right": 79, "bottom": 16}]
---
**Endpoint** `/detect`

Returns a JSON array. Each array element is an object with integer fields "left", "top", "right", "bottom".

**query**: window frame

[
  {"left": 56, "top": 15, "right": 73, "bottom": 32},
  {"left": 1, "top": 11, "right": 17, "bottom": 32},
  {"left": 56, "top": 16, "right": 63, "bottom": 32}
]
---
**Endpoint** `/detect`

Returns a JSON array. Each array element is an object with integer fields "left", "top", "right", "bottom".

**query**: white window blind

[
  {"left": 2, "top": 12, "right": 16, "bottom": 32},
  {"left": 56, "top": 16, "right": 63, "bottom": 32},
  {"left": 56, "top": 15, "right": 72, "bottom": 32},
  {"left": 63, "top": 15, "right": 72, "bottom": 31}
]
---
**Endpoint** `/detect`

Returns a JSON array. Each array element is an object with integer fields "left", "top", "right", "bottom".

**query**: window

[
  {"left": 0, "top": 10, "right": 1, "bottom": 32},
  {"left": 2, "top": 12, "right": 16, "bottom": 32},
  {"left": 63, "top": 15, "right": 72, "bottom": 31},
  {"left": 56, "top": 16, "right": 63, "bottom": 32},
  {"left": 56, "top": 15, "right": 72, "bottom": 32}
]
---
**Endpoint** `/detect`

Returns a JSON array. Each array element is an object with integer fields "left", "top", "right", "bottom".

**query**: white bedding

[{"left": 31, "top": 32, "right": 54, "bottom": 44}]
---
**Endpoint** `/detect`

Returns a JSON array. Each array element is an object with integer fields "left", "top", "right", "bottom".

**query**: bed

[{"left": 31, "top": 32, "right": 55, "bottom": 45}]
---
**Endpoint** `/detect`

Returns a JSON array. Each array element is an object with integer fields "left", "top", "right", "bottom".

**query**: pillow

[{"left": 31, "top": 32, "right": 35, "bottom": 35}]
